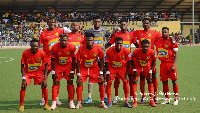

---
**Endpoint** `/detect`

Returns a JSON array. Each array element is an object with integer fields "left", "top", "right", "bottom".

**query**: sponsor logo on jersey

[
  {"left": 123, "top": 41, "right": 130, "bottom": 51},
  {"left": 138, "top": 60, "right": 148, "bottom": 66},
  {"left": 48, "top": 38, "right": 58, "bottom": 50},
  {"left": 158, "top": 48, "right": 168, "bottom": 58},
  {"left": 85, "top": 59, "right": 95, "bottom": 67},
  {"left": 59, "top": 57, "right": 68, "bottom": 64},
  {"left": 71, "top": 42, "right": 80, "bottom": 51},
  {"left": 112, "top": 61, "right": 122, "bottom": 67},
  {"left": 94, "top": 37, "right": 103, "bottom": 46},
  {"left": 28, "top": 63, "right": 41, "bottom": 72}
]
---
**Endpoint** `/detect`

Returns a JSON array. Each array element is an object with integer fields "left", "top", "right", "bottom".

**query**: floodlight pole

[{"left": 192, "top": 0, "right": 195, "bottom": 45}]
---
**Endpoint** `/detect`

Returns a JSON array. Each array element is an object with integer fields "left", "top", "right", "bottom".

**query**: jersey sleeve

[
  {"left": 125, "top": 48, "right": 131, "bottom": 61},
  {"left": 151, "top": 50, "right": 157, "bottom": 60},
  {"left": 130, "top": 32, "right": 137, "bottom": 44},
  {"left": 76, "top": 48, "right": 82, "bottom": 61},
  {"left": 109, "top": 33, "right": 116, "bottom": 44},
  {"left": 105, "top": 30, "right": 111, "bottom": 38},
  {"left": 71, "top": 44, "right": 77, "bottom": 58},
  {"left": 21, "top": 51, "right": 26, "bottom": 64},
  {"left": 105, "top": 49, "right": 111, "bottom": 62},
  {"left": 41, "top": 51, "right": 48, "bottom": 64},
  {"left": 81, "top": 35, "right": 86, "bottom": 45},
  {"left": 154, "top": 31, "right": 162, "bottom": 44},
  {"left": 172, "top": 42, "right": 178, "bottom": 51},
  {"left": 51, "top": 45, "right": 56, "bottom": 58},
  {"left": 39, "top": 33, "right": 44, "bottom": 45},
  {"left": 98, "top": 46, "right": 104, "bottom": 58},
  {"left": 131, "top": 50, "right": 137, "bottom": 60}
]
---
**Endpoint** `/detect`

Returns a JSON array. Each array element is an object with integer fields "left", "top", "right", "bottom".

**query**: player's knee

[
  {"left": 152, "top": 73, "right": 157, "bottom": 79},
  {"left": 162, "top": 80, "right": 168, "bottom": 85},
  {"left": 67, "top": 80, "right": 73, "bottom": 85},
  {"left": 77, "top": 82, "right": 82, "bottom": 86},
  {"left": 98, "top": 82, "right": 104, "bottom": 85},
  {"left": 140, "top": 74, "right": 145, "bottom": 79},
  {"left": 53, "top": 81, "right": 59, "bottom": 86},
  {"left": 133, "top": 80, "right": 138, "bottom": 84},
  {"left": 147, "top": 79, "right": 152, "bottom": 84},
  {"left": 107, "top": 80, "right": 112, "bottom": 86},
  {"left": 172, "top": 80, "right": 177, "bottom": 86},
  {"left": 123, "top": 79, "right": 128, "bottom": 84}
]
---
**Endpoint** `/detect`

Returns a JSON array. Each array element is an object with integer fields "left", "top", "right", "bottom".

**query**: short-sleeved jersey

[
  {"left": 132, "top": 30, "right": 161, "bottom": 49},
  {"left": 105, "top": 46, "right": 131, "bottom": 68},
  {"left": 51, "top": 42, "right": 76, "bottom": 66},
  {"left": 77, "top": 44, "right": 104, "bottom": 68},
  {"left": 132, "top": 48, "right": 157, "bottom": 68},
  {"left": 155, "top": 38, "right": 178, "bottom": 62},
  {"left": 21, "top": 49, "right": 47, "bottom": 72},
  {"left": 109, "top": 31, "right": 137, "bottom": 51},
  {"left": 85, "top": 28, "right": 111, "bottom": 52},
  {"left": 39, "top": 28, "right": 64, "bottom": 56},
  {"left": 67, "top": 32, "right": 86, "bottom": 51}
]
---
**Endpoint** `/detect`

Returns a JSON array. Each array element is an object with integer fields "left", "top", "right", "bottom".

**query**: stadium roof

[{"left": 0, "top": 0, "right": 200, "bottom": 21}]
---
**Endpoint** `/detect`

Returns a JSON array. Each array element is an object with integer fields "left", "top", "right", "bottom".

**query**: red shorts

[
  {"left": 109, "top": 67, "right": 126, "bottom": 80},
  {"left": 128, "top": 65, "right": 133, "bottom": 75},
  {"left": 25, "top": 71, "right": 44, "bottom": 85},
  {"left": 160, "top": 61, "right": 177, "bottom": 81},
  {"left": 135, "top": 67, "right": 151, "bottom": 80},
  {"left": 47, "top": 57, "right": 52, "bottom": 71},
  {"left": 55, "top": 63, "right": 72, "bottom": 81},
  {"left": 80, "top": 66, "right": 101, "bottom": 83}
]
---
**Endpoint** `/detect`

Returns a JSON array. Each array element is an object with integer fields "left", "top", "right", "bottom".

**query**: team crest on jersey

[
  {"left": 127, "top": 35, "right": 130, "bottom": 39},
  {"left": 37, "top": 57, "right": 41, "bottom": 61},
  {"left": 78, "top": 37, "right": 81, "bottom": 40},
  {"left": 122, "top": 56, "right": 125, "bottom": 59},
  {"left": 147, "top": 56, "right": 150, "bottom": 59},
  {"left": 100, "top": 32, "right": 104, "bottom": 35},
  {"left": 165, "top": 44, "right": 168, "bottom": 48},
  {"left": 55, "top": 32, "right": 58, "bottom": 36},
  {"left": 93, "top": 53, "right": 97, "bottom": 57},
  {"left": 148, "top": 34, "right": 151, "bottom": 37},
  {"left": 67, "top": 51, "right": 70, "bottom": 55}
]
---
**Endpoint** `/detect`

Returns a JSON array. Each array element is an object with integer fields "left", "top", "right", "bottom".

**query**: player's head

[
  {"left": 162, "top": 27, "right": 169, "bottom": 39},
  {"left": 30, "top": 38, "right": 39, "bottom": 54},
  {"left": 141, "top": 39, "right": 150, "bottom": 54},
  {"left": 59, "top": 33, "right": 68, "bottom": 48},
  {"left": 115, "top": 37, "right": 123, "bottom": 51},
  {"left": 142, "top": 18, "right": 151, "bottom": 31},
  {"left": 85, "top": 32, "right": 95, "bottom": 47},
  {"left": 47, "top": 16, "right": 56, "bottom": 29},
  {"left": 71, "top": 20, "right": 79, "bottom": 32},
  {"left": 120, "top": 20, "right": 127, "bottom": 31},
  {"left": 93, "top": 15, "right": 101, "bottom": 29}
]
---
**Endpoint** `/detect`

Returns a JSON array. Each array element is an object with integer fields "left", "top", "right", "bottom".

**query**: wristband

[
  {"left": 52, "top": 70, "right": 55, "bottom": 74},
  {"left": 149, "top": 69, "right": 152, "bottom": 74},
  {"left": 106, "top": 71, "right": 110, "bottom": 74},
  {"left": 77, "top": 73, "right": 81, "bottom": 76},
  {"left": 22, "top": 76, "right": 26, "bottom": 80},
  {"left": 173, "top": 41, "right": 176, "bottom": 44},
  {"left": 133, "top": 69, "right": 137, "bottom": 72},
  {"left": 99, "top": 71, "right": 103, "bottom": 75},
  {"left": 70, "top": 71, "right": 74, "bottom": 74}
]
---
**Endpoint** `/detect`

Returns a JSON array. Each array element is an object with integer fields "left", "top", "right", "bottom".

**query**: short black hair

[
  {"left": 85, "top": 32, "right": 95, "bottom": 39},
  {"left": 141, "top": 39, "right": 150, "bottom": 45},
  {"left": 142, "top": 18, "right": 151, "bottom": 23},
  {"left": 30, "top": 38, "right": 39, "bottom": 43},
  {"left": 72, "top": 19, "right": 79, "bottom": 22},
  {"left": 120, "top": 19, "right": 127, "bottom": 24},
  {"left": 59, "top": 33, "right": 68, "bottom": 39},
  {"left": 115, "top": 37, "right": 123, "bottom": 42},
  {"left": 93, "top": 15, "right": 101, "bottom": 20},
  {"left": 47, "top": 16, "right": 56, "bottom": 22},
  {"left": 162, "top": 27, "right": 169, "bottom": 31}
]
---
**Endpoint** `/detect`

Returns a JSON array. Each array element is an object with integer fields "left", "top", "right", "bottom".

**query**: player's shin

[
  {"left": 106, "top": 80, "right": 112, "bottom": 103},
  {"left": 173, "top": 85, "right": 179, "bottom": 100},
  {"left": 20, "top": 89, "right": 26, "bottom": 106},
  {"left": 123, "top": 79, "right": 129, "bottom": 103},
  {"left": 114, "top": 77, "right": 120, "bottom": 96},
  {"left": 140, "top": 78, "right": 145, "bottom": 97},
  {"left": 163, "top": 84, "right": 169, "bottom": 99},
  {"left": 99, "top": 83, "right": 105, "bottom": 102},
  {"left": 148, "top": 83, "right": 154, "bottom": 103},
  {"left": 152, "top": 76, "right": 158, "bottom": 98},
  {"left": 42, "top": 87, "right": 49, "bottom": 105}
]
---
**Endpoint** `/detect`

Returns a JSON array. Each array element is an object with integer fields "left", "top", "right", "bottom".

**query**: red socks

[
  {"left": 132, "top": 84, "right": 137, "bottom": 102},
  {"left": 20, "top": 89, "right": 26, "bottom": 106},
  {"left": 129, "top": 77, "right": 133, "bottom": 97},
  {"left": 106, "top": 80, "right": 112, "bottom": 103},
  {"left": 140, "top": 78, "right": 145, "bottom": 97},
  {"left": 123, "top": 79, "right": 129, "bottom": 103},
  {"left": 152, "top": 78, "right": 158, "bottom": 97},
  {"left": 99, "top": 84, "right": 105, "bottom": 101},
  {"left": 76, "top": 85, "right": 83, "bottom": 102},
  {"left": 114, "top": 78, "right": 120, "bottom": 96},
  {"left": 173, "top": 85, "right": 179, "bottom": 100},
  {"left": 163, "top": 84, "right": 169, "bottom": 99},
  {"left": 52, "top": 85, "right": 58, "bottom": 101},
  {"left": 148, "top": 84, "right": 154, "bottom": 103},
  {"left": 67, "top": 84, "right": 75, "bottom": 101},
  {"left": 42, "top": 87, "right": 49, "bottom": 105}
]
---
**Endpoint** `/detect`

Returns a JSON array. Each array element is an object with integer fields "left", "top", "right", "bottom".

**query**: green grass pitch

[{"left": 0, "top": 46, "right": 200, "bottom": 113}]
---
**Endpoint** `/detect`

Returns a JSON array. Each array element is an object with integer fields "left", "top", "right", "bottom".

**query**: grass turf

[{"left": 0, "top": 46, "right": 200, "bottom": 113}]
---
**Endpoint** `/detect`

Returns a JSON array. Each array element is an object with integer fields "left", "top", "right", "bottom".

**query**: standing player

[
  {"left": 76, "top": 32, "right": 107, "bottom": 109},
  {"left": 50, "top": 33, "right": 76, "bottom": 110},
  {"left": 19, "top": 39, "right": 50, "bottom": 111},
  {"left": 84, "top": 16, "right": 111, "bottom": 103},
  {"left": 105, "top": 37, "right": 132, "bottom": 108},
  {"left": 105, "top": 20, "right": 138, "bottom": 104},
  {"left": 131, "top": 39, "right": 157, "bottom": 107},
  {"left": 155, "top": 27, "right": 179, "bottom": 105},
  {"left": 132, "top": 18, "right": 161, "bottom": 103}
]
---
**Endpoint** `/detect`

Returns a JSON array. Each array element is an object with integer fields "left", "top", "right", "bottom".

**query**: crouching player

[
  {"left": 19, "top": 39, "right": 50, "bottom": 111},
  {"left": 156, "top": 27, "right": 178, "bottom": 105},
  {"left": 50, "top": 33, "right": 76, "bottom": 110},
  {"left": 105, "top": 37, "right": 132, "bottom": 108},
  {"left": 131, "top": 39, "right": 157, "bottom": 107},
  {"left": 76, "top": 32, "right": 107, "bottom": 109}
]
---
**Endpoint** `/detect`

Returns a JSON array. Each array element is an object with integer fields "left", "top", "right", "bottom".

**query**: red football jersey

[
  {"left": 21, "top": 49, "right": 47, "bottom": 72},
  {"left": 132, "top": 48, "right": 157, "bottom": 68},
  {"left": 132, "top": 30, "right": 161, "bottom": 49},
  {"left": 109, "top": 31, "right": 137, "bottom": 51},
  {"left": 155, "top": 38, "right": 178, "bottom": 62},
  {"left": 39, "top": 28, "right": 64, "bottom": 56},
  {"left": 67, "top": 32, "right": 86, "bottom": 51},
  {"left": 77, "top": 44, "right": 104, "bottom": 68},
  {"left": 51, "top": 42, "right": 76, "bottom": 66},
  {"left": 105, "top": 46, "right": 131, "bottom": 68}
]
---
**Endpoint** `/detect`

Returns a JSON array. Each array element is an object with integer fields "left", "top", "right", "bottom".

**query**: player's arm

[
  {"left": 51, "top": 58, "right": 57, "bottom": 80},
  {"left": 105, "top": 42, "right": 112, "bottom": 49},
  {"left": 125, "top": 60, "right": 131, "bottom": 81},
  {"left": 131, "top": 52, "right": 138, "bottom": 79},
  {"left": 105, "top": 51, "right": 111, "bottom": 82},
  {"left": 131, "top": 31, "right": 139, "bottom": 48},
  {"left": 172, "top": 47, "right": 178, "bottom": 71},
  {"left": 42, "top": 63, "right": 48, "bottom": 88},
  {"left": 99, "top": 57, "right": 104, "bottom": 82},
  {"left": 21, "top": 63, "right": 27, "bottom": 89},
  {"left": 105, "top": 33, "right": 115, "bottom": 49},
  {"left": 69, "top": 46, "right": 77, "bottom": 79},
  {"left": 76, "top": 50, "right": 82, "bottom": 83}
]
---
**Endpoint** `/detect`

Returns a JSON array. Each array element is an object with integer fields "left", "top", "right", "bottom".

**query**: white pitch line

[
  {"left": 5, "top": 61, "right": 8, "bottom": 62},
  {"left": 0, "top": 57, "right": 7, "bottom": 58},
  {"left": 0, "top": 62, "right": 1, "bottom": 63}
]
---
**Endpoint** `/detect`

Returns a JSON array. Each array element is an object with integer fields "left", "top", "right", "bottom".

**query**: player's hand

[
  {"left": 98, "top": 74, "right": 104, "bottom": 82},
  {"left": 170, "top": 36, "right": 176, "bottom": 44},
  {"left": 79, "top": 30, "right": 84, "bottom": 35},
  {"left": 76, "top": 76, "right": 82, "bottom": 84},
  {"left": 69, "top": 73, "right": 74, "bottom": 80},
  {"left": 171, "top": 64, "right": 175, "bottom": 71},
  {"left": 148, "top": 73, "right": 152, "bottom": 79},
  {"left": 106, "top": 74, "right": 111, "bottom": 82},
  {"left": 52, "top": 74, "right": 58, "bottom": 80},
  {"left": 21, "top": 79, "right": 27, "bottom": 89},
  {"left": 133, "top": 71, "right": 138, "bottom": 80},
  {"left": 124, "top": 74, "right": 129, "bottom": 81},
  {"left": 41, "top": 79, "right": 47, "bottom": 88}
]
